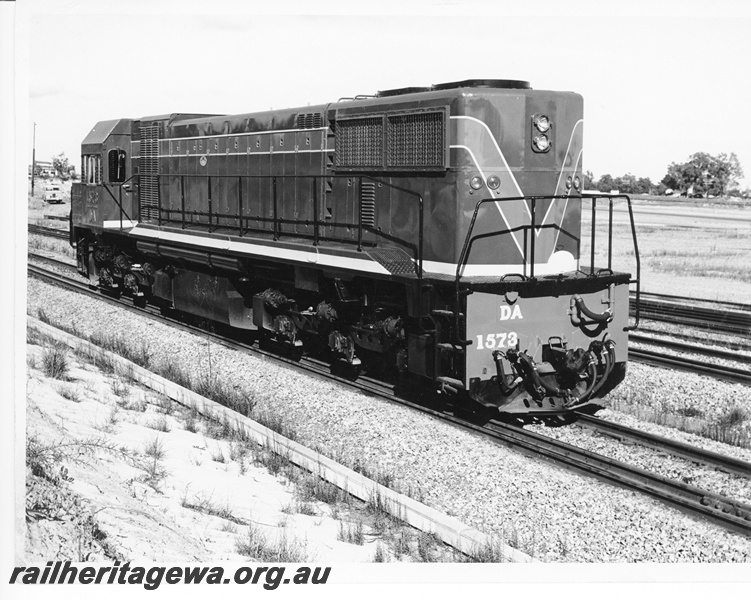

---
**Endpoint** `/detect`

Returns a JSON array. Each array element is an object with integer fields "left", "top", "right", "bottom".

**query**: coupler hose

[
  {"left": 570, "top": 294, "right": 613, "bottom": 326},
  {"left": 574, "top": 353, "right": 600, "bottom": 404},
  {"left": 508, "top": 350, "right": 563, "bottom": 398},
  {"left": 587, "top": 339, "right": 616, "bottom": 399},
  {"left": 492, "top": 350, "right": 520, "bottom": 395}
]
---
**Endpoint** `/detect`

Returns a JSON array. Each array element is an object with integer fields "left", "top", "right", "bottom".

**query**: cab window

[
  {"left": 82, "top": 154, "right": 102, "bottom": 184},
  {"left": 108, "top": 149, "right": 127, "bottom": 183}
]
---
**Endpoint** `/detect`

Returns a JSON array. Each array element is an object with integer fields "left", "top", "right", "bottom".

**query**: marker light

[
  {"left": 470, "top": 176, "right": 484, "bottom": 190},
  {"left": 487, "top": 175, "right": 501, "bottom": 190},
  {"left": 533, "top": 114, "right": 551, "bottom": 133},
  {"left": 532, "top": 134, "right": 550, "bottom": 152}
]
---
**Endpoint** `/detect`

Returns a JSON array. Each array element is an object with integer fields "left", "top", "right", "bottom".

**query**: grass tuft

[
  {"left": 373, "top": 543, "right": 387, "bottom": 563},
  {"left": 57, "top": 383, "right": 82, "bottom": 403},
  {"left": 337, "top": 520, "right": 365, "bottom": 545},
  {"left": 146, "top": 415, "right": 171, "bottom": 433},
  {"left": 235, "top": 522, "right": 309, "bottom": 562},
  {"left": 143, "top": 437, "right": 165, "bottom": 461},
  {"left": 110, "top": 378, "right": 130, "bottom": 399},
  {"left": 42, "top": 342, "right": 69, "bottom": 380}
]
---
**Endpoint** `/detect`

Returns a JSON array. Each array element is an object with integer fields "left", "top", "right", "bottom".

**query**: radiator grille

[
  {"left": 297, "top": 113, "right": 324, "bottom": 129},
  {"left": 360, "top": 181, "right": 376, "bottom": 228},
  {"left": 334, "top": 108, "right": 446, "bottom": 171},
  {"left": 387, "top": 111, "right": 444, "bottom": 168},
  {"left": 139, "top": 125, "right": 160, "bottom": 222},
  {"left": 335, "top": 117, "right": 383, "bottom": 168}
]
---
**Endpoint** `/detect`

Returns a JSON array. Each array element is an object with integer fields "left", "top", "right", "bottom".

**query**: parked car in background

[{"left": 43, "top": 182, "right": 64, "bottom": 204}]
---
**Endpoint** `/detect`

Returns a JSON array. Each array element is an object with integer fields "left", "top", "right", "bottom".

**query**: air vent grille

[
  {"left": 297, "top": 113, "right": 324, "bottom": 129},
  {"left": 334, "top": 108, "right": 446, "bottom": 171},
  {"left": 360, "top": 181, "right": 376, "bottom": 228},
  {"left": 335, "top": 117, "right": 383, "bottom": 168},
  {"left": 387, "top": 111, "right": 444, "bottom": 168},
  {"left": 139, "top": 124, "right": 160, "bottom": 222}
]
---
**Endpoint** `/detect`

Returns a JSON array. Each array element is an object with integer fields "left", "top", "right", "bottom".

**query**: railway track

[
  {"left": 574, "top": 413, "right": 750, "bottom": 477},
  {"left": 629, "top": 334, "right": 751, "bottom": 386},
  {"left": 631, "top": 291, "right": 751, "bottom": 336},
  {"left": 28, "top": 223, "right": 69, "bottom": 240},
  {"left": 484, "top": 419, "right": 751, "bottom": 535},
  {"left": 28, "top": 252, "right": 76, "bottom": 270},
  {"left": 27, "top": 262, "right": 751, "bottom": 537}
]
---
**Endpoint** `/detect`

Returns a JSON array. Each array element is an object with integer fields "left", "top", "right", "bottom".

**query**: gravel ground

[
  {"left": 25, "top": 277, "right": 751, "bottom": 561},
  {"left": 605, "top": 361, "right": 751, "bottom": 447}
]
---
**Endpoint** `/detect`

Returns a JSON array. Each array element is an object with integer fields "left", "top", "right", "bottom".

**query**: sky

[{"left": 20, "top": 0, "right": 751, "bottom": 188}]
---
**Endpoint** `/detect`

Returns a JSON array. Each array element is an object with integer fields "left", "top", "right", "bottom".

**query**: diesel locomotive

[{"left": 70, "top": 79, "right": 640, "bottom": 415}]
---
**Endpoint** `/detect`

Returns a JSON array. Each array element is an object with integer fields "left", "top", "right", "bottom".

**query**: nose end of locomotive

[{"left": 469, "top": 337, "right": 620, "bottom": 414}]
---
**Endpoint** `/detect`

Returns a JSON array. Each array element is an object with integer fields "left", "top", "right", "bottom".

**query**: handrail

[
  {"left": 454, "top": 193, "right": 641, "bottom": 343},
  {"left": 582, "top": 194, "right": 641, "bottom": 331},
  {"left": 127, "top": 172, "right": 425, "bottom": 315},
  {"left": 101, "top": 181, "right": 134, "bottom": 227},
  {"left": 581, "top": 193, "right": 640, "bottom": 330},
  {"left": 453, "top": 194, "right": 570, "bottom": 345}
]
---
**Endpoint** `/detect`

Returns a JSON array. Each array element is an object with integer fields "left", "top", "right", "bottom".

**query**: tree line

[{"left": 585, "top": 152, "right": 745, "bottom": 197}]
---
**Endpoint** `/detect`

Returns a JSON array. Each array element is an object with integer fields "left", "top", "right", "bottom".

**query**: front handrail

[
  {"left": 581, "top": 193, "right": 641, "bottom": 331},
  {"left": 454, "top": 194, "right": 571, "bottom": 345},
  {"left": 454, "top": 193, "right": 641, "bottom": 343}
]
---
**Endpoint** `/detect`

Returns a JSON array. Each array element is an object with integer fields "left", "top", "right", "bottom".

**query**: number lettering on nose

[{"left": 476, "top": 332, "right": 519, "bottom": 350}]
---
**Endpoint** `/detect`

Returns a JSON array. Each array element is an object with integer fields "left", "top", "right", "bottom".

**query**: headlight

[
  {"left": 533, "top": 114, "right": 551, "bottom": 133},
  {"left": 573, "top": 176, "right": 581, "bottom": 190},
  {"left": 532, "top": 134, "right": 550, "bottom": 152},
  {"left": 565, "top": 176, "right": 572, "bottom": 189},
  {"left": 470, "top": 176, "right": 483, "bottom": 190},
  {"left": 487, "top": 175, "right": 501, "bottom": 190}
]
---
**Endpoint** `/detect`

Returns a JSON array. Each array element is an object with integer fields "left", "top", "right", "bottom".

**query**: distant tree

[
  {"left": 662, "top": 152, "right": 744, "bottom": 196},
  {"left": 635, "top": 177, "right": 654, "bottom": 194},
  {"left": 52, "top": 152, "right": 73, "bottom": 180},
  {"left": 596, "top": 174, "right": 614, "bottom": 192},
  {"left": 713, "top": 152, "right": 744, "bottom": 196},
  {"left": 613, "top": 173, "right": 644, "bottom": 194},
  {"left": 583, "top": 170, "right": 596, "bottom": 189}
]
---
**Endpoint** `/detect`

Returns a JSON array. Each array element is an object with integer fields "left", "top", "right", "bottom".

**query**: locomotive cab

[{"left": 71, "top": 119, "right": 137, "bottom": 277}]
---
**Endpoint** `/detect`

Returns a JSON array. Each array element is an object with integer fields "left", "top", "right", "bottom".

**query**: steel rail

[
  {"left": 28, "top": 224, "right": 69, "bottom": 239},
  {"left": 630, "top": 332, "right": 751, "bottom": 365},
  {"left": 28, "top": 252, "right": 77, "bottom": 271},
  {"left": 630, "top": 294, "right": 751, "bottom": 336},
  {"left": 26, "top": 263, "right": 751, "bottom": 537},
  {"left": 631, "top": 291, "right": 751, "bottom": 313},
  {"left": 574, "top": 413, "right": 751, "bottom": 477},
  {"left": 629, "top": 347, "right": 751, "bottom": 386}
]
